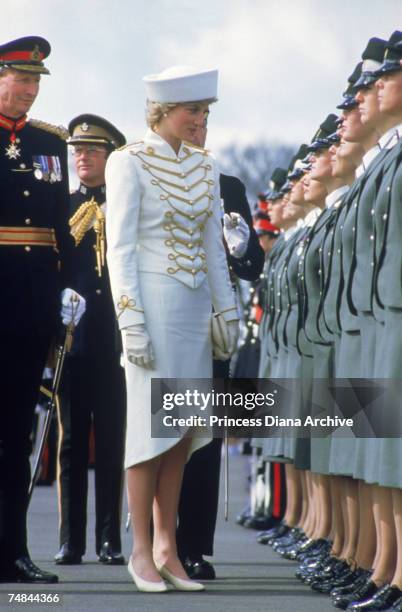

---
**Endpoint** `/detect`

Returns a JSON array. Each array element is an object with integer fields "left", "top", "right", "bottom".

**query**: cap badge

[
  {"left": 81, "top": 122, "right": 89, "bottom": 132},
  {"left": 31, "top": 45, "right": 41, "bottom": 61}
]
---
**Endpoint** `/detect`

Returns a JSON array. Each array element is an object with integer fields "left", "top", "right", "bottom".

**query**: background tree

[{"left": 217, "top": 142, "right": 296, "bottom": 211}]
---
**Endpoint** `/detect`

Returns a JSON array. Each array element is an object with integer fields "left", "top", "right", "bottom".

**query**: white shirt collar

[
  {"left": 395, "top": 123, "right": 402, "bottom": 139},
  {"left": 284, "top": 225, "right": 298, "bottom": 241},
  {"left": 325, "top": 185, "right": 349, "bottom": 209},
  {"left": 356, "top": 143, "right": 382, "bottom": 178},
  {"left": 379, "top": 126, "right": 398, "bottom": 150},
  {"left": 303, "top": 207, "right": 322, "bottom": 227}
]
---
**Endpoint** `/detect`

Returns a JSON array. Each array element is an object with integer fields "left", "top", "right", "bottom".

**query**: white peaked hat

[{"left": 143, "top": 65, "right": 218, "bottom": 103}]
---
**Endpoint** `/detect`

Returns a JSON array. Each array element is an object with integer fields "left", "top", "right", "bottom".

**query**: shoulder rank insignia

[{"left": 29, "top": 118, "right": 69, "bottom": 140}]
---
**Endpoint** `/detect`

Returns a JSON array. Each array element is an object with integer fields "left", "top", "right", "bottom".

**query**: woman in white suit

[{"left": 105, "top": 65, "right": 238, "bottom": 592}]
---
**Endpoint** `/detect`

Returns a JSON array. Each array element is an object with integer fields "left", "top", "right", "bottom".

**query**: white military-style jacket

[{"left": 105, "top": 129, "right": 237, "bottom": 329}]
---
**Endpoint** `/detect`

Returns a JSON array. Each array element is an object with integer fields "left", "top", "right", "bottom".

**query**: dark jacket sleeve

[{"left": 219, "top": 174, "right": 264, "bottom": 281}]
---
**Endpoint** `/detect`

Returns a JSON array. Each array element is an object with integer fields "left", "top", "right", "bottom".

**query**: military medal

[
  {"left": 0, "top": 114, "right": 25, "bottom": 159},
  {"left": 53, "top": 156, "right": 62, "bottom": 181},
  {"left": 42, "top": 155, "right": 49, "bottom": 181},
  {"left": 5, "top": 140, "right": 21, "bottom": 160},
  {"left": 48, "top": 156, "right": 56, "bottom": 183}
]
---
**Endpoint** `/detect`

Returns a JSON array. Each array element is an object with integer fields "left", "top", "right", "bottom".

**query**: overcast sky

[{"left": 1, "top": 0, "right": 401, "bottom": 155}]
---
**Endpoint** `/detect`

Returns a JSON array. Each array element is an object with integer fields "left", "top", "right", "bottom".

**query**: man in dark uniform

[
  {"left": 0, "top": 36, "right": 85, "bottom": 583},
  {"left": 55, "top": 115, "right": 127, "bottom": 566},
  {"left": 177, "top": 123, "right": 265, "bottom": 579}
]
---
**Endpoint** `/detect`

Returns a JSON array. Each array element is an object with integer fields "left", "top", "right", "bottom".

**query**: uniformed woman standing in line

[{"left": 105, "top": 66, "right": 238, "bottom": 593}]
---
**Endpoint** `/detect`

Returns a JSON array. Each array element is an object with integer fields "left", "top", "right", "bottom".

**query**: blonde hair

[{"left": 145, "top": 98, "right": 216, "bottom": 129}]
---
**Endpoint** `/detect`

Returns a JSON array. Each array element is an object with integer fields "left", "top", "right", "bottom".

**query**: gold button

[
  {"left": 25, "top": 246, "right": 31, "bottom": 252},
  {"left": 25, "top": 218, "right": 31, "bottom": 225},
  {"left": 190, "top": 256, "right": 195, "bottom": 261},
  {"left": 181, "top": 173, "right": 185, "bottom": 178},
  {"left": 191, "top": 269, "right": 196, "bottom": 274},
  {"left": 20, "top": 163, "right": 26, "bottom": 169},
  {"left": 184, "top": 186, "right": 189, "bottom": 192},
  {"left": 23, "top": 190, "right": 30, "bottom": 197},
  {"left": 96, "top": 289, "right": 102, "bottom": 295},
  {"left": 187, "top": 243, "right": 193, "bottom": 248},
  {"left": 190, "top": 215, "right": 195, "bottom": 220},
  {"left": 189, "top": 200, "right": 193, "bottom": 204}
]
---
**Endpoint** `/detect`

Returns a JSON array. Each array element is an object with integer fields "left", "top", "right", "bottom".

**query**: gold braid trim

[
  {"left": 69, "top": 197, "right": 106, "bottom": 277},
  {"left": 117, "top": 140, "right": 144, "bottom": 152},
  {"left": 29, "top": 118, "right": 69, "bottom": 140}
]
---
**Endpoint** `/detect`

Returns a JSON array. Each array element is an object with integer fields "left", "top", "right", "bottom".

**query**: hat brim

[
  {"left": 374, "top": 61, "right": 402, "bottom": 77},
  {"left": 307, "top": 138, "right": 331, "bottom": 152},
  {"left": 336, "top": 95, "right": 358, "bottom": 110},
  {"left": 67, "top": 136, "right": 112, "bottom": 147},
  {"left": 288, "top": 168, "right": 304, "bottom": 181},
  {"left": 1, "top": 62, "right": 49, "bottom": 75}
]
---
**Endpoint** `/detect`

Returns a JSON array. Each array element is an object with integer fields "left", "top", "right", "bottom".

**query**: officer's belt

[{"left": 0, "top": 226, "right": 57, "bottom": 247}]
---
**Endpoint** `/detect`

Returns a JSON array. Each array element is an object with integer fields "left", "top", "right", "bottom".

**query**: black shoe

[
  {"left": 346, "top": 584, "right": 402, "bottom": 610},
  {"left": 295, "top": 538, "right": 329, "bottom": 561},
  {"left": 390, "top": 594, "right": 402, "bottom": 611},
  {"left": 243, "top": 515, "right": 278, "bottom": 530},
  {"left": 184, "top": 556, "right": 216, "bottom": 580},
  {"left": 98, "top": 542, "right": 125, "bottom": 565},
  {"left": 333, "top": 579, "right": 379, "bottom": 610},
  {"left": 296, "top": 555, "right": 330, "bottom": 581},
  {"left": 304, "top": 557, "right": 347, "bottom": 586},
  {"left": 299, "top": 549, "right": 331, "bottom": 571},
  {"left": 257, "top": 520, "right": 283, "bottom": 543},
  {"left": 54, "top": 543, "right": 82, "bottom": 565},
  {"left": 311, "top": 567, "right": 356, "bottom": 594},
  {"left": 331, "top": 569, "right": 371, "bottom": 598},
  {"left": 267, "top": 524, "right": 291, "bottom": 544},
  {"left": 0, "top": 556, "right": 58, "bottom": 583},
  {"left": 236, "top": 506, "right": 251, "bottom": 526}
]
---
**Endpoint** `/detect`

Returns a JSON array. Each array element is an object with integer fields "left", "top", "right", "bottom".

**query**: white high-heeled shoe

[
  {"left": 127, "top": 557, "right": 168, "bottom": 593},
  {"left": 155, "top": 563, "right": 205, "bottom": 591}
]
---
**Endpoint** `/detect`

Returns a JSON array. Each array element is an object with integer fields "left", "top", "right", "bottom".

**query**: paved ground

[{"left": 1, "top": 452, "right": 334, "bottom": 612}]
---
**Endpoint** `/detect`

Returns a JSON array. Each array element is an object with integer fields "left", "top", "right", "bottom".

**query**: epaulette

[
  {"left": 116, "top": 140, "right": 144, "bottom": 152},
  {"left": 182, "top": 140, "right": 210, "bottom": 154},
  {"left": 29, "top": 119, "right": 69, "bottom": 140}
]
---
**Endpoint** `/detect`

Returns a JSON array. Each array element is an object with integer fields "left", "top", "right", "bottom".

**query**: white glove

[
  {"left": 213, "top": 318, "right": 240, "bottom": 361},
  {"left": 223, "top": 212, "right": 250, "bottom": 259},
  {"left": 123, "top": 324, "right": 155, "bottom": 369},
  {"left": 60, "top": 288, "right": 86, "bottom": 326}
]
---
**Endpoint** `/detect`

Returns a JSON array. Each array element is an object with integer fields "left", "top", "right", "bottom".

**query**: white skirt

[{"left": 122, "top": 272, "right": 212, "bottom": 468}]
